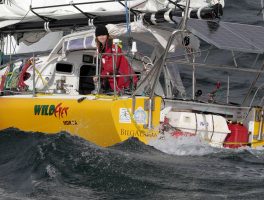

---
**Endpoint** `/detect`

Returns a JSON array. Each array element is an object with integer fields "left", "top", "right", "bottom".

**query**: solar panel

[
  {"left": 223, "top": 22, "right": 264, "bottom": 52},
  {"left": 173, "top": 17, "right": 264, "bottom": 54}
]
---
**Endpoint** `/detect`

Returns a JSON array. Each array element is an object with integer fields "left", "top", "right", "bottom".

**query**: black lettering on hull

[{"left": 120, "top": 129, "right": 157, "bottom": 138}]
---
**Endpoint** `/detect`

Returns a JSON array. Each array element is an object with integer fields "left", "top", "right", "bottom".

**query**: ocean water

[
  {"left": 1, "top": 0, "right": 264, "bottom": 199},
  {"left": 1, "top": 129, "right": 264, "bottom": 200}
]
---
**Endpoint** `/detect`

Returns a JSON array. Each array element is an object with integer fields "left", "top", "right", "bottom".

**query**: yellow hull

[{"left": 0, "top": 95, "right": 161, "bottom": 147}]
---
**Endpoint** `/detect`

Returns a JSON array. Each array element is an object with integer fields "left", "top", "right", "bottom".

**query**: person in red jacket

[{"left": 94, "top": 25, "right": 138, "bottom": 92}]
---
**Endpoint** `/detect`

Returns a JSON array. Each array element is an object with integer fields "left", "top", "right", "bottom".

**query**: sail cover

[
  {"left": 0, "top": 0, "right": 162, "bottom": 28},
  {"left": 0, "top": 0, "right": 224, "bottom": 30}
]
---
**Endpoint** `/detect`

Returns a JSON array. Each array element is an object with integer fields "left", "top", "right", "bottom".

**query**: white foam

[
  {"left": 46, "top": 164, "right": 57, "bottom": 178},
  {"left": 245, "top": 146, "right": 264, "bottom": 158},
  {"left": 149, "top": 132, "right": 220, "bottom": 156}
]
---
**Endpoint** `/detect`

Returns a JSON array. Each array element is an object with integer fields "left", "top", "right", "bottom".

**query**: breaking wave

[{"left": 149, "top": 133, "right": 221, "bottom": 156}]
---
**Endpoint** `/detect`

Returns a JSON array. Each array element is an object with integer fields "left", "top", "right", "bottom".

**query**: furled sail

[{"left": 0, "top": 0, "right": 224, "bottom": 33}]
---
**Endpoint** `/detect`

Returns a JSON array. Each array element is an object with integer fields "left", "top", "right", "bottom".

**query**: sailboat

[{"left": 0, "top": 0, "right": 263, "bottom": 149}]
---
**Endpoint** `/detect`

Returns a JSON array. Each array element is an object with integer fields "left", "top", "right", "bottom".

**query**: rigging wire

[
  {"left": 124, "top": 0, "right": 131, "bottom": 37},
  {"left": 124, "top": 0, "right": 136, "bottom": 91},
  {"left": 1, "top": 0, "right": 32, "bottom": 61},
  {"left": 16, "top": 0, "right": 32, "bottom": 25},
  {"left": 262, "top": 0, "right": 264, "bottom": 21},
  {"left": 248, "top": 82, "right": 264, "bottom": 108}
]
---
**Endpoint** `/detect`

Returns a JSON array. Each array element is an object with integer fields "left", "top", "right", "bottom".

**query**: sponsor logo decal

[
  {"left": 119, "top": 108, "right": 131, "bottom": 123},
  {"left": 119, "top": 107, "right": 147, "bottom": 124},
  {"left": 134, "top": 107, "right": 146, "bottom": 124},
  {"left": 34, "top": 103, "right": 69, "bottom": 119}
]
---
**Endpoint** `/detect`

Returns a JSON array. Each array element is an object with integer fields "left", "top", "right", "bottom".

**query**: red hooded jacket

[{"left": 99, "top": 39, "right": 138, "bottom": 91}]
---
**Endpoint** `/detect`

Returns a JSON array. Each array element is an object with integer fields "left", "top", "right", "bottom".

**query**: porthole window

[{"left": 56, "top": 63, "right": 73, "bottom": 73}]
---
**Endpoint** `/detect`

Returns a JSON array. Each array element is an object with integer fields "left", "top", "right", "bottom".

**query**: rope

[{"left": 32, "top": 64, "right": 48, "bottom": 87}]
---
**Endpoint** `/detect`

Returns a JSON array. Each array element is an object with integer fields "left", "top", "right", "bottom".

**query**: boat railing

[
  {"left": 0, "top": 71, "right": 141, "bottom": 96},
  {"left": 1, "top": 48, "right": 264, "bottom": 109},
  {"left": 167, "top": 53, "right": 264, "bottom": 103},
  {"left": 0, "top": 58, "right": 24, "bottom": 69}
]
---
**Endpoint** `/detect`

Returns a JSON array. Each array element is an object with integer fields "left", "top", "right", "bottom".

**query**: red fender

[
  {"left": 18, "top": 60, "right": 32, "bottom": 90},
  {"left": 0, "top": 75, "right": 6, "bottom": 91}
]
